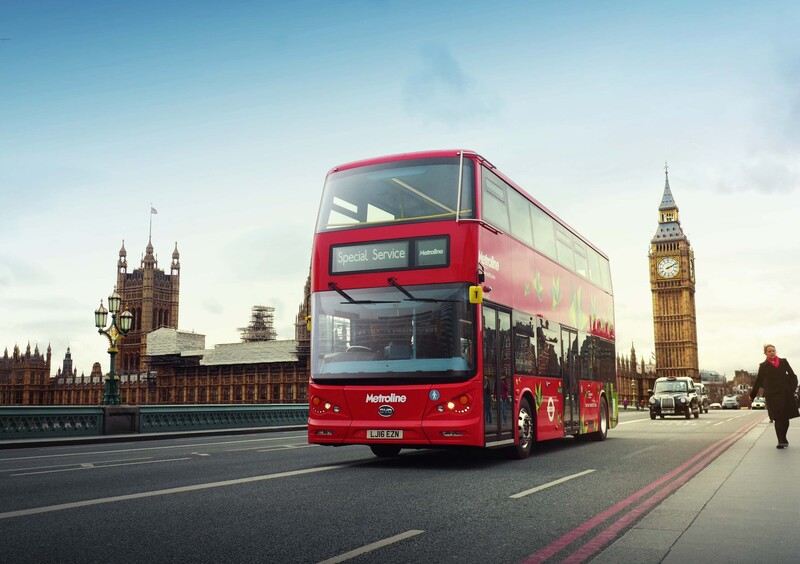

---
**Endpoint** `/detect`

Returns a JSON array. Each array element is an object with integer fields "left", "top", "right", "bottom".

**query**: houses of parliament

[{"left": 1, "top": 238, "right": 311, "bottom": 406}]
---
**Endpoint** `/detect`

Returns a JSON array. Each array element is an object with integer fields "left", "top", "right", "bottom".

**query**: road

[{"left": 0, "top": 408, "right": 763, "bottom": 563}]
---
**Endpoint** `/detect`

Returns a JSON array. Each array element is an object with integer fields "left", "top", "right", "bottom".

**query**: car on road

[
  {"left": 709, "top": 402, "right": 722, "bottom": 409},
  {"left": 649, "top": 376, "right": 701, "bottom": 420},
  {"left": 751, "top": 396, "right": 766, "bottom": 409},
  {"left": 722, "top": 395, "right": 740, "bottom": 409}
]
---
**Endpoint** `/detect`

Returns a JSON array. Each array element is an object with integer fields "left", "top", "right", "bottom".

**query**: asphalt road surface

[{"left": 0, "top": 409, "right": 761, "bottom": 563}]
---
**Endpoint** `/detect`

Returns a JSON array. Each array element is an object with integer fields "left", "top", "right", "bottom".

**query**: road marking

[
  {"left": 0, "top": 457, "right": 155, "bottom": 474},
  {"left": 523, "top": 414, "right": 764, "bottom": 563},
  {"left": 317, "top": 529, "right": 425, "bottom": 564},
  {"left": 621, "top": 445, "right": 658, "bottom": 459},
  {"left": 11, "top": 457, "right": 191, "bottom": 476},
  {"left": 0, "top": 434, "right": 309, "bottom": 462},
  {"left": 0, "top": 464, "right": 348, "bottom": 519},
  {"left": 258, "top": 444, "right": 319, "bottom": 453},
  {"left": 510, "top": 469, "right": 595, "bottom": 499}
]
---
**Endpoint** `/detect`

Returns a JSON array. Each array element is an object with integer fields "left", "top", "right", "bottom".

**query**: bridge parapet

[{"left": 0, "top": 404, "right": 308, "bottom": 441}]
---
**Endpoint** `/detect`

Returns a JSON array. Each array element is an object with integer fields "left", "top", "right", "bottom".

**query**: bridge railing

[{"left": 0, "top": 404, "right": 309, "bottom": 440}]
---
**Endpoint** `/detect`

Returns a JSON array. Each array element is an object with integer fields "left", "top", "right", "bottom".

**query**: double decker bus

[{"left": 308, "top": 150, "right": 616, "bottom": 458}]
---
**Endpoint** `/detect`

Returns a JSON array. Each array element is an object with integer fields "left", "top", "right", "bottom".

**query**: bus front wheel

[
  {"left": 512, "top": 397, "right": 534, "bottom": 459},
  {"left": 370, "top": 444, "right": 401, "bottom": 458}
]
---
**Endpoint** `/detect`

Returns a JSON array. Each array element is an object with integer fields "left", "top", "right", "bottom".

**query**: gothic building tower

[
  {"left": 648, "top": 165, "right": 699, "bottom": 379},
  {"left": 115, "top": 238, "right": 180, "bottom": 373}
]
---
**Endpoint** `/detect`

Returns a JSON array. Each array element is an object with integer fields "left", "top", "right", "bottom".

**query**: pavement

[{"left": 591, "top": 412, "right": 800, "bottom": 563}]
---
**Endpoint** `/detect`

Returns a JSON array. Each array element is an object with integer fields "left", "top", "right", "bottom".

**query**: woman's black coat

[{"left": 752, "top": 358, "right": 800, "bottom": 421}]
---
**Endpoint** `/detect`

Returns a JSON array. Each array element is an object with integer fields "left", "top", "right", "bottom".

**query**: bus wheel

[
  {"left": 370, "top": 445, "right": 401, "bottom": 458},
  {"left": 513, "top": 398, "right": 534, "bottom": 459},
  {"left": 589, "top": 399, "right": 608, "bottom": 442}
]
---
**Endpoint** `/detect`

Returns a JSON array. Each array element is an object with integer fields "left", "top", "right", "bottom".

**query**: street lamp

[{"left": 94, "top": 288, "right": 133, "bottom": 405}]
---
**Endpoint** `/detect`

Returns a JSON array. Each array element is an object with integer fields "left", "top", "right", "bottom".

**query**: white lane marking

[
  {"left": 621, "top": 445, "right": 658, "bottom": 459},
  {"left": 257, "top": 444, "right": 319, "bottom": 453},
  {"left": 510, "top": 469, "right": 596, "bottom": 499},
  {"left": 0, "top": 464, "right": 348, "bottom": 520},
  {"left": 0, "top": 457, "right": 155, "bottom": 474},
  {"left": 11, "top": 458, "right": 191, "bottom": 476},
  {"left": 317, "top": 529, "right": 425, "bottom": 564},
  {"left": 0, "top": 434, "right": 309, "bottom": 462},
  {"left": 616, "top": 418, "right": 651, "bottom": 425}
]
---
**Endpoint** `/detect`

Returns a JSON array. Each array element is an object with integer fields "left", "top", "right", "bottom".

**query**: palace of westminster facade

[{"left": 1, "top": 170, "right": 740, "bottom": 407}]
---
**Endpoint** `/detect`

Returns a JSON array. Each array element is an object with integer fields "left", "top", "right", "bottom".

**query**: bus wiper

[
  {"left": 387, "top": 277, "right": 458, "bottom": 303},
  {"left": 328, "top": 282, "right": 399, "bottom": 304}
]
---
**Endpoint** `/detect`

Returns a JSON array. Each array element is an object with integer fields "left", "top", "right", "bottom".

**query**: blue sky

[{"left": 2, "top": 1, "right": 799, "bottom": 378}]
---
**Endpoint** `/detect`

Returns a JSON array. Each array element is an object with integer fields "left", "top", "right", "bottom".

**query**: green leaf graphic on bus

[
  {"left": 551, "top": 276, "right": 561, "bottom": 310},
  {"left": 534, "top": 383, "right": 543, "bottom": 413},
  {"left": 569, "top": 285, "right": 587, "bottom": 329},
  {"left": 532, "top": 272, "right": 544, "bottom": 302},
  {"left": 524, "top": 281, "right": 530, "bottom": 297}
]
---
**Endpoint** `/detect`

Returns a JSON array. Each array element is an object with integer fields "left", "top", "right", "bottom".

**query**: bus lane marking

[
  {"left": 0, "top": 463, "right": 349, "bottom": 519},
  {"left": 317, "top": 529, "right": 425, "bottom": 564},
  {"left": 510, "top": 469, "right": 595, "bottom": 499}
]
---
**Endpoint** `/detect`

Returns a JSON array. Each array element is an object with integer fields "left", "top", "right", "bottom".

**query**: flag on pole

[{"left": 151, "top": 206, "right": 158, "bottom": 214}]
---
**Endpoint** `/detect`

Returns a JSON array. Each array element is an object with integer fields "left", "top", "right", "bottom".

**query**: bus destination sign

[{"left": 331, "top": 236, "right": 449, "bottom": 274}]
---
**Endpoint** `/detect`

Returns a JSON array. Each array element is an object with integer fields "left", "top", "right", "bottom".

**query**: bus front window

[
  {"left": 315, "top": 158, "right": 475, "bottom": 231},
  {"left": 311, "top": 283, "right": 475, "bottom": 382}
]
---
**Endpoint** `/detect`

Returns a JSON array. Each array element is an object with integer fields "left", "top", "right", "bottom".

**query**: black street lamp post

[{"left": 94, "top": 288, "right": 133, "bottom": 405}]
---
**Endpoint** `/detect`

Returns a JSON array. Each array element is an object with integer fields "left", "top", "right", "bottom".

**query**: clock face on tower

[{"left": 657, "top": 257, "right": 680, "bottom": 278}]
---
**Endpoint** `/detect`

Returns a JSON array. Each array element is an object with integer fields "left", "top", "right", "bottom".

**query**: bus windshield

[
  {"left": 315, "top": 157, "right": 475, "bottom": 231},
  {"left": 311, "top": 283, "right": 475, "bottom": 381}
]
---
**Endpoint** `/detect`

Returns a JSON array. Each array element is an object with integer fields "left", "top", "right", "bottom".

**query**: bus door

[
  {"left": 483, "top": 306, "right": 514, "bottom": 445},
  {"left": 560, "top": 327, "right": 580, "bottom": 434}
]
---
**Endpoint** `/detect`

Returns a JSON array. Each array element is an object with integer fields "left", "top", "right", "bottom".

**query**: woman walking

[{"left": 750, "top": 344, "right": 799, "bottom": 448}]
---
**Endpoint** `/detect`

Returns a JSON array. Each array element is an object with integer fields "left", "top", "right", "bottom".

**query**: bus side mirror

[{"left": 469, "top": 285, "right": 483, "bottom": 304}]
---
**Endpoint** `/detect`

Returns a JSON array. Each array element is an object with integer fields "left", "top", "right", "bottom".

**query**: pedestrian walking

[{"left": 750, "top": 344, "right": 800, "bottom": 449}]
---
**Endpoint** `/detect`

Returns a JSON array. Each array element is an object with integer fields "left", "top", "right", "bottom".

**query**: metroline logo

[
  {"left": 365, "top": 393, "right": 407, "bottom": 403},
  {"left": 479, "top": 251, "right": 500, "bottom": 271}
]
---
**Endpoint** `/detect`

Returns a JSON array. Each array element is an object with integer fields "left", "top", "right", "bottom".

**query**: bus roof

[{"left": 325, "top": 149, "right": 608, "bottom": 260}]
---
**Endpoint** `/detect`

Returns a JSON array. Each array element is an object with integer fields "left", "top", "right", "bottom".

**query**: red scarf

[{"left": 768, "top": 356, "right": 780, "bottom": 367}]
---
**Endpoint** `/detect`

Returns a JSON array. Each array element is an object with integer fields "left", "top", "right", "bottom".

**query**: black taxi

[{"left": 648, "top": 376, "right": 701, "bottom": 420}]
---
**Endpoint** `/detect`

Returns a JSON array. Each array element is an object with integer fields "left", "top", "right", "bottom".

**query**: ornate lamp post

[{"left": 94, "top": 288, "right": 133, "bottom": 405}]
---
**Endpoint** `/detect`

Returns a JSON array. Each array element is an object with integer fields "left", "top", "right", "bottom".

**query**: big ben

[{"left": 649, "top": 164, "right": 699, "bottom": 379}]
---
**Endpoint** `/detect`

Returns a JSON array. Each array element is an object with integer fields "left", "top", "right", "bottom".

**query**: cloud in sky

[{"left": 403, "top": 44, "right": 498, "bottom": 124}]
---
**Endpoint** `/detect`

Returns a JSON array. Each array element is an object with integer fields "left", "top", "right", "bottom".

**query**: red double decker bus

[{"left": 308, "top": 150, "right": 616, "bottom": 458}]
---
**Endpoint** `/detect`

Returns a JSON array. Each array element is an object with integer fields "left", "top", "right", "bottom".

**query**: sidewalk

[{"left": 592, "top": 414, "right": 800, "bottom": 563}]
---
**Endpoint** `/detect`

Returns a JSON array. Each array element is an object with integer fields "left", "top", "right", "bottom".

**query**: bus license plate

[{"left": 368, "top": 430, "right": 403, "bottom": 439}]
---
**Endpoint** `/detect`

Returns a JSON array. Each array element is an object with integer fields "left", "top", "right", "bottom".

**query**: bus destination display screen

[{"left": 331, "top": 236, "right": 449, "bottom": 274}]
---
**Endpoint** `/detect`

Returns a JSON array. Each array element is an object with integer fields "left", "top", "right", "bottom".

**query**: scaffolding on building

[{"left": 239, "top": 305, "right": 277, "bottom": 342}]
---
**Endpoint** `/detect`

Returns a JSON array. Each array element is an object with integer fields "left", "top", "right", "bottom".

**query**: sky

[{"left": 2, "top": 1, "right": 799, "bottom": 379}]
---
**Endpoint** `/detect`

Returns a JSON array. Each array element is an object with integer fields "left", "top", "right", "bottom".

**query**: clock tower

[{"left": 648, "top": 164, "right": 699, "bottom": 379}]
